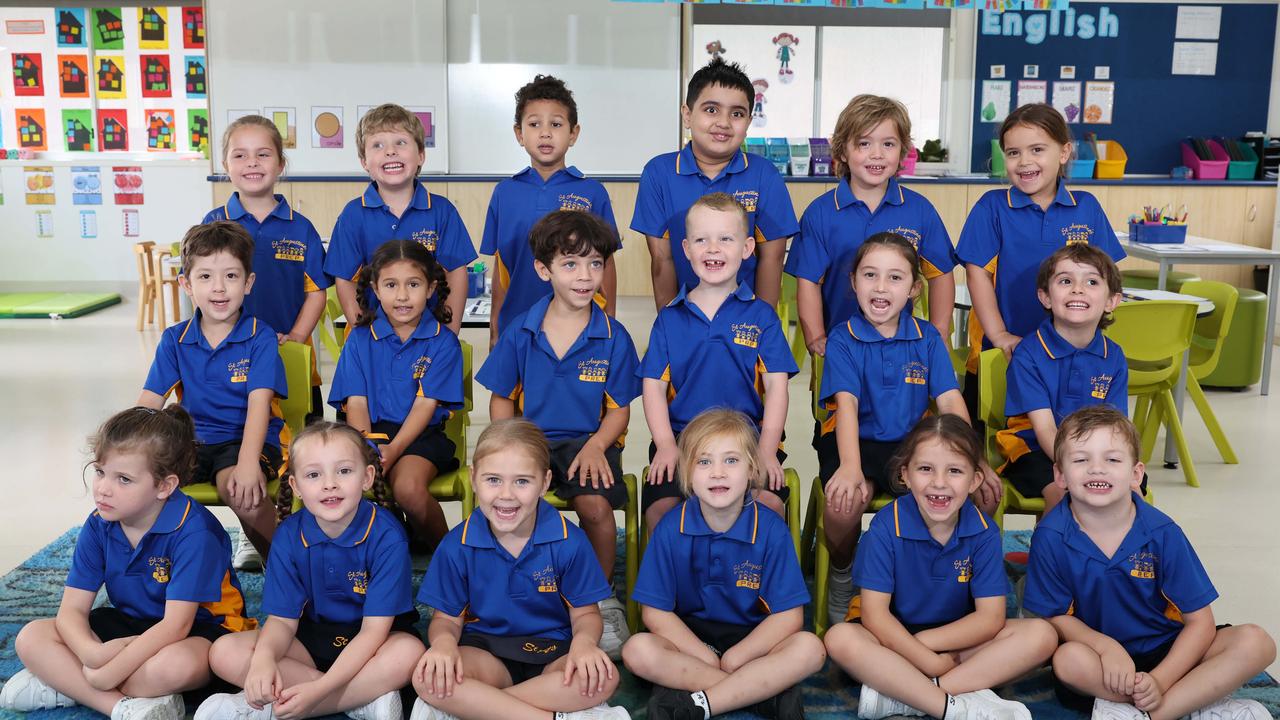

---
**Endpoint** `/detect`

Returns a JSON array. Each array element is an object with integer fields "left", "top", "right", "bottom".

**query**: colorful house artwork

[
  {"left": 97, "top": 57, "right": 124, "bottom": 94},
  {"left": 94, "top": 9, "right": 124, "bottom": 46},
  {"left": 147, "top": 110, "right": 175, "bottom": 150},
  {"left": 60, "top": 56, "right": 89, "bottom": 97},
  {"left": 58, "top": 10, "right": 84, "bottom": 46},
  {"left": 182, "top": 7, "right": 204, "bottom": 48},
  {"left": 139, "top": 7, "right": 166, "bottom": 42},
  {"left": 141, "top": 55, "right": 171, "bottom": 97},
  {"left": 185, "top": 57, "right": 206, "bottom": 96},
  {"left": 13, "top": 54, "right": 44, "bottom": 97},
  {"left": 18, "top": 113, "right": 46, "bottom": 149},
  {"left": 65, "top": 116, "right": 93, "bottom": 151},
  {"left": 189, "top": 111, "right": 209, "bottom": 151},
  {"left": 99, "top": 111, "right": 128, "bottom": 151}
]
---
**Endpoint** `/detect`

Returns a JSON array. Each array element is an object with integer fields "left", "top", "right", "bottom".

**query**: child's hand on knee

[
  {"left": 825, "top": 466, "right": 869, "bottom": 515},
  {"left": 274, "top": 679, "right": 325, "bottom": 720},
  {"left": 1099, "top": 646, "right": 1136, "bottom": 697},
  {"left": 415, "top": 646, "right": 463, "bottom": 698},
  {"left": 569, "top": 442, "right": 613, "bottom": 489},
  {"left": 245, "top": 659, "right": 282, "bottom": 709},
  {"left": 228, "top": 463, "right": 266, "bottom": 510},
  {"left": 650, "top": 443, "right": 679, "bottom": 485},
  {"left": 563, "top": 640, "right": 615, "bottom": 697},
  {"left": 81, "top": 636, "right": 133, "bottom": 669},
  {"left": 719, "top": 643, "right": 753, "bottom": 673},
  {"left": 759, "top": 451, "right": 785, "bottom": 491},
  {"left": 81, "top": 663, "right": 121, "bottom": 691},
  {"left": 1132, "top": 672, "right": 1163, "bottom": 712}
]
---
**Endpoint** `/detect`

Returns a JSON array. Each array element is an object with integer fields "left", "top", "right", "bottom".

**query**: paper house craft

[
  {"left": 66, "top": 117, "right": 93, "bottom": 151},
  {"left": 101, "top": 116, "right": 127, "bottom": 150},
  {"left": 148, "top": 113, "right": 174, "bottom": 149},
  {"left": 19, "top": 114, "right": 45, "bottom": 148},
  {"left": 143, "top": 56, "right": 170, "bottom": 93},
  {"left": 61, "top": 60, "right": 87, "bottom": 95},
  {"left": 58, "top": 11, "right": 84, "bottom": 45},
  {"left": 13, "top": 54, "right": 42, "bottom": 92},
  {"left": 98, "top": 58, "right": 124, "bottom": 92},
  {"left": 140, "top": 7, "right": 166, "bottom": 42},
  {"left": 183, "top": 7, "right": 204, "bottom": 47},
  {"left": 186, "top": 59, "right": 206, "bottom": 95},
  {"left": 190, "top": 113, "right": 209, "bottom": 148},
  {"left": 95, "top": 9, "right": 124, "bottom": 44}
]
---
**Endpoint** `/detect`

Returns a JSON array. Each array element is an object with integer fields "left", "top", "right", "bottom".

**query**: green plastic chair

[
  {"left": 315, "top": 286, "right": 347, "bottom": 365},
  {"left": 1105, "top": 301, "right": 1200, "bottom": 487},
  {"left": 1178, "top": 281, "right": 1240, "bottom": 465},
  {"left": 428, "top": 340, "right": 475, "bottom": 516},
  {"left": 779, "top": 273, "right": 808, "bottom": 370}
]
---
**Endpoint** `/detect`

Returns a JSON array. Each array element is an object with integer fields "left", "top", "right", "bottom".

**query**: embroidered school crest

[
  {"left": 412, "top": 229, "right": 439, "bottom": 253},
  {"left": 1128, "top": 551, "right": 1157, "bottom": 579},
  {"left": 532, "top": 565, "right": 558, "bottom": 593},
  {"left": 732, "top": 190, "right": 759, "bottom": 213},
  {"left": 903, "top": 360, "right": 928, "bottom": 386},
  {"left": 732, "top": 323, "right": 762, "bottom": 348},
  {"left": 1061, "top": 223, "right": 1094, "bottom": 245},
  {"left": 149, "top": 556, "right": 171, "bottom": 583},
  {"left": 348, "top": 570, "right": 368, "bottom": 595},
  {"left": 887, "top": 226, "right": 922, "bottom": 250},
  {"left": 412, "top": 355, "right": 431, "bottom": 380},
  {"left": 272, "top": 237, "right": 306, "bottom": 262},
  {"left": 577, "top": 358, "right": 609, "bottom": 383},
  {"left": 523, "top": 639, "right": 560, "bottom": 655},
  {"left": 227, "top": 358, "right": 250, "bottom": 383},
  {"left": 953, "top": 557, "right": 973, "bottom": 583},
  {"left": 734, "top": 561, "right": 762, "bottom": 590},
  {"left": 559, "top": 193, "right": 593, "bottom": 212},
  {"left": 1090, "top": 373, "right": 1113, "bottom": 399}
]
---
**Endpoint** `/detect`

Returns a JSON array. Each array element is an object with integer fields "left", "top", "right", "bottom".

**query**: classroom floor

[{"left": 2, "top": 294, "right": 1278, "bottom": 674}]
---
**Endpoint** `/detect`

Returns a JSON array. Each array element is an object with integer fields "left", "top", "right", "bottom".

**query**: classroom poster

[
  {"left": 227, "top": 108, "right": 259, "bottom": 128},
  {"left": 406, "top": 106, "right": 436, "bottom": 148},
  {"left": 311, "top": 106, "right": 343, "bottom": 148},
  {"left": 56, "top": 8, "right": 87, "bottom": 47},
  {"left": 92, "top": 8, "right": 125, "bottom": 50},
  {"left": 12, "top": 53, "right": 45, "bottom": 97},
  {"left": 122, "top": 208, "right": 140, "bottom": 237},
  {"left": 16, "top": 110, "right": 49, "bottom": 151},
  {"left": 181, "top": 6, "right": 204, "bottom": 48},
  {"left": 97, "top": 55, "right": 126, "bottom": 99},
  {"left": 1083, "top": 81, "right": 1114, "bottom": 124},
  {"left": 58, "top": 54, "right": 90, "bottom": 98},
  {"left": 188, "top": 109, "right": 210, "bottom": 153},
  {"left": 98, "top": 109, "right": 128, "bottom": 150},
  {"left": 1016, "top": 80, "right": 1047, "bottom": 107},
  {"left": 690, "top": 25, "right": 816, "bottom": 139},
  {"left": 72, "top": 167, "right": 103, "bottom": 205},
  {"left": 80, "top": 210, "right": 98, "bottom": 238},
  {"left": 184, "top": 56, "right": 206, "bottom": 98},
  {"left": 113, "top": 166, "right": 144, "bottom": 204},
  {"left": 1051, "top": 81, "right": 1082, "bottom": 123},
  {"left": 36, "top": 210, "right": 54, "bottom": 239},
  {"left": 25, "top": 166, "right": 55, "bottom": 205},
  {"left": 137, "top": 7, "right": 169, "bottom": 49},
  {"left": 264, "top": 106, "right": 297, "bottom": 148},
  {"left": 146, "top": 109, "right": 176, "bottom": 150},
  {"left": 979, "top": 80, "right": 1011, "bottom": 122},
  {"left": 63, "top": 109, "right": 94, "bottom": 151},
  {"left": 141, "top": 54, "right": 172, "bottom": 97}
]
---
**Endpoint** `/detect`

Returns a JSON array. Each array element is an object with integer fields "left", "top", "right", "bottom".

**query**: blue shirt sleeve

[
  {"left": 249, "top": 327, "right": 288, "bottom": 398},
  {"left": 478, "top": 186, "right": 501, "bottom": 257},
  {"left": 324, "top": 200, "right": 366, "bottom": 282},
  {"left": 753, "top": 164, "right": 800, "bottom": 242},
  {"left": 328, "top": 330, "right": 369, "bottom": 409},
  {"left": 302, "top": 218, "right": 331, "bottom": 290},
  {"left": 416, "top": 535, "right": 469, "bottom": 617},
  {"left": 967, "top": 523, "right": 1008, "bottom": 600},
  {"left": 757, "top": 309, "right": 799, "bottom": 376},
  {"left": 1022, "top": 524, "right": 1074, "bottom": 618},
  {"left": 201, "top": 208, "right": 221, "bottom": 223},
  {"left": 782, "top": 198, "right": 830, "bottom": 282},
  {"left": 631, "top": 519, "right": 678, "bottom": 611},
  {"left": 1004, "top": 344, "right": 1050, "bottom": 417},
  {"left": 434, "top": 199, "right": 479, "bottom": 272},
  {"left": 852, "top": 509, "right": 897, "bottom": 595},
  {"left": 917, "top": 200, "right": 958, "bottom": 277},
  {"left": 927, "top": 331, "right": 960, "bottom": 398},
  {"left": 65, "top": 514, "right": 105, "bottom": 592},
  {"left": 759, "top": 518, "right": 809, "bottom": 613},
  {"left": 630, "top": 158, "right": 669, "bottom": 238},
  {"left": 1079, "top": 193, "right": 1125, "bottom": 262},
  {"left": 1156, "top": 525, "right": 1218, "bottom": 615},
  {"left": 594, "top": 185, "right": 620, "bottom": 244},
  {"left": 474, "top": 325, "right": 522, "bottom": 399},
  {"left": 1107, "top": 350, "right": 1129, "bottom": 414},
  {"left": 955, "top": 193, "right": 1001, "bottom": 270},
  {"left": 420, "top": 332, "right": 464, "bottom": 410},
  {"left": 637, "top": 312, "right": 671, "bottom": 380},
  {"left": 361, "top": 520, "right": 414, "bottom": 617},
  {"left": 558, "top": 525, "right": 613, "bottom": 609},
  {"left": 143, "top": 327, "right": 182, "bottom": 398},
  {"left": 165, "top": 528, "right": 228, "bottom": 604},
  {"left": 819, "top": 332, "right": 862, "bottom": 405},
  {"left": 260, "top": 526, "right": 308, "bottom": 618},
  {"left": 604, "top": 322, "right": 642, "bottom": 408}
]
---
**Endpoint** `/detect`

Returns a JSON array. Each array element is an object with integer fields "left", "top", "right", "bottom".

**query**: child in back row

[
  {"left": 198, "top": 422, "right": 424, "bottom": 720},
  {"left": 477, "top": 209, "right": 641, "bottom": 659},
  {"left": 412, "top": 419, "right": 627, "bottom": 720},
  {"left": 1026, "top": 406, "right": 1276, "bottom": 720},
  {"left": 482, "top": 75, "right": 619, "bottom": 346},
  {"left": 639, "top": 192, "right": 798, "bottom": 532},
  {"left": 2, "top": 406, "right": 253, "bottom": 720},
  {"left": 998, "top": 244, "right": 1129, "bottom": 515},
  {"left": 785, "top": 94, "right": 957, "bottom": 352},
  {"left": 824, "top": 415, "right": 1053, "bottom": 720},
  {"left": 325, "top": 104, "right": 477, "bottom": 333},
  {"left": 633, "top": 57, "right": 799, "bottom": 309},
  {"left": 329, "top": 240, "right": 465, "bottom": 552},
  {"left": 138, "top": 222, "right": 288, "bottom": 567},
  {"left": 623, "top": 409, "right": 825, "bottom": 720},
  {"left": 816, "top": 232, "right": 995, "bottom": 628}
]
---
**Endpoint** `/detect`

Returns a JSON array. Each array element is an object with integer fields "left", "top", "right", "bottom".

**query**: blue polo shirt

[
  {"left": 324, "top": 180, "right": 478, "bottom": 284},
  {"left": 853, "top": 497, "right": 1004, "bottom": 627},
  {"left": 633, "top": 496, "right": 809, "bottom": 627},
  {"left": 784, "top": 178, "right": 957, "bottom": 331},
  {"left": 143, "top": 312, "right": 288, "bottom": 448},
  {"left": 418, "top": 500, "right": 611, "bottom": 640},
  {"left": 476, "top": 296, "right": 640, "bottom": 441},
  {"left": 998, "top": 319, "right": 1129, "bottom": 465},
  {"left": 819, "top": 307, "right": 959, "bottom": 441},
  {"left": 638, "top": 283, "right": 799, "bottom": 433},
  {"left": 480, "top": 166, "right": 618, "bottom": 332},
  {"left": 956, "top": 184, "right": 1123, "bottom": 369},
  {"left": 1024, "top": 494, "right": 1218, "bottom": 655},
  {"left": 261, "top": 500, "right": 413, "bottom": 624},
  {"left": 631, "top": 145, "right": 799, "bottom": 293},
  {"left": 203, "top": 193, "right": 330, "bottom": 336},
  {"left": 67, "top": 490, "right": 254, "bottom": 632},
  {"left": 328, "top": 309, "right": 463, "bottom": 427}
]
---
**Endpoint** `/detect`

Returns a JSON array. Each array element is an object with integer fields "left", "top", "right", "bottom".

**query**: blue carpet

[{"left": 2, "top": 528, "right": 1277, "bottom": 719}]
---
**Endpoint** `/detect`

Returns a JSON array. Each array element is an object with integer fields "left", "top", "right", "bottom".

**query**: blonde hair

[
  {"left": 356, "top": 103, "right": 426, "bottom": 161},
  {"left": 686, "top": 191, "right": 748, "bottom": 237},
  {"left": 221, "top": 114, "right": 285, "bottom": 170},
  {"left": 677, "top": 409, "right": 764, "bottom": 496},
  {"left": 473, "top": 418, "right": 551, "bottom": 475},
  {"left": 280, "top": 422, "right": 393, "bottom": 518},
  {"left": 830, "top": 94, "right": 912, "bottom": 180}
]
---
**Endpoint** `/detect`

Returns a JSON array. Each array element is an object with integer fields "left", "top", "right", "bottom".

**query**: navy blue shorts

[
  {"left": 89, "top": 605, "right": 228, "bottom": 644},
  {"left": 295, "top": 611, "right": 421, "bottom": 672},
  {"left": 456, "top": 632, "right": 568, "bottom": 685}
]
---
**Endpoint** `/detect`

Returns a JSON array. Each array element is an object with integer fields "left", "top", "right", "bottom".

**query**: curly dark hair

[
  {"left": 515, "top": 75, "right": 578, "bottom": 128},
  {"left": 355, "top": 240, "right": 451, "bottom": 327}
]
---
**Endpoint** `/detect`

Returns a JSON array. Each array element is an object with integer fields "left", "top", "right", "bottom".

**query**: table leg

[
  {"left": 1163, "top": 348, "right": 1192, "bottom": 466},
  {"left": 1157, "top": 261, "right": 1169, "bottom": 291},
  {"left": 1263, "top": 261, "right": 1277, "bottom": 396}
]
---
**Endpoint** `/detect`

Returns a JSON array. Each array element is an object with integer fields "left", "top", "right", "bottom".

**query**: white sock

[
  {"left": 831, "top": 562, "right": 852, "bottom": 577},
  {"left": 690, "top": 690, "right": 711, "bottom": 720}
]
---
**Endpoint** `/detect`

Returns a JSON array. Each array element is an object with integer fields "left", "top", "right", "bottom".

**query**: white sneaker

[
  {"left": 559, "top": 703, "right": 632, "bottom": 719},
  {"left": 347, "top": 690, "right": 402, "bottom": 720},
  {"left": 111, "top": 694, "right": 185, "bottom": 720},
  {"left": 0, "top": 669, "right": 76, "bottom": 711},
  {"left": 947, "top": 691, "right": 1031, "bottom": 720},
  {"left": 857, "top": 684, "right": 926, "bottom": 719},
  {"left": 409, "top": 697, "right": 460, "bottom": 720},
  {"left": 598, "top": 597, "right": 630, "bottom": 661},
  {"left": 233, "top": 534, "right": 263, "bottom": 571},
  {"left": 827, "top": 566, "right": 855, "bottom": 627},
  {"left": 1186, "top": 696, "right": 1272, "bottom": 720},
  {"left": 1090, "top": 698, "right": 1149, "bottom": 719},
  {"left": 968, "top": 690, "right": 1031, "bottom": 720},
  {"left": 193, "top": 692, "right": 272, "bottom": 720}
]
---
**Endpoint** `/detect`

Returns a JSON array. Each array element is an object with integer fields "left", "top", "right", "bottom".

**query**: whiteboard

[
  {"left": 445, "top": 0, "right": 681, "bottom": 175},
  {"left": 206, "top": 0, "right": 449, "bottom": 174}
]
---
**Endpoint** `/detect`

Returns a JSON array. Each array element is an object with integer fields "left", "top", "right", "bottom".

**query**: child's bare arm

[
  {"left": 643, "top": 378, "right": 678, "bottom": 485},
  {"left": 274, "top": 616, "right": 396, "bottom": 719},
  {"left": 926, "top": 272, "right": 956, "bottom": 343},
  {"left": 1027, "top": 409, "right": 1057, "bottom": 461},
  {"left": 136, "top": 390, "right": 165, "bottom": 409},
  {"left": 965, "top": 263, "right": 1019, "bottom": 357},
  {"left": 795, "top": 278, "right": 827, "bottom": 357},
  {"left": 335, "top": 278, "right": 361, "bottom": 328},
  {"left": 568, "top": 406, "right": 629, "bottom": 488},
  {"left": 83, "top": 601, "right": 199, "bottom": 691},
  {"left": 862, "top": 589, "right": 957, "bottom": 678},
  {"left": 914, "top": 596, "right": 1006, "bottom": 653},
  {"left": 640, "top": 606, "right": 721, "bottom": 668},
  {"left": 602, "top": 257, "right": 618, "bottom": 316},
  {"left": 488, "top": 394, "right": 516, "bottom": 421},
  {"left": 758, "top": 371, "right": 789, "bottom": 490},
  {"left": 416, "top": 612, "right": 465, "bottom": 698},
  {"left": 1146, "top": 606, "right": 1217, "bottom": 699},
  {"left": 647, "top": 235, "right": 678, "bottom": 310},
  {"left": 382, "top": 396, "right": 439, "bottom": 472},
  {"left": 720, "top": 606, "right": 803, "bottom": 672},
  {"left": 754, "top": 240, "right": 785, "bottom": 308},
  {"left": 444, "top": 267, "right": 467, "bottom": 335},
  {"left": 282, "top": 290, "right": 327, "bottom": 344}
]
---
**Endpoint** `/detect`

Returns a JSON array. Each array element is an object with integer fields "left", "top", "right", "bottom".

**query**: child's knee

[
  {"left": 1019, "top": 618, "right": 1060, "bottom": 656},
  {"left": 208, "top": 633, "right": 251, "bottom": 678},
  {"left": 620, "top": 633, "right": 659, "bottom": 674},
  {"left": 14, "top": 618, "right": 56, "bottom": 659},
  {"left": 758, "top": 492, "right": 785, "bottom": 515},
  {"left": 1229, "top": 624, "right": 1277, "bottom": 665},
  {"left": 785, "top": 631, "right": 827, "bottom": 671},
  {"left": 573, "top": 496, "right": 614, "bottom": 525},
  {"left": 1051, "top": 642, "right": 1097, "bottom": 682}
]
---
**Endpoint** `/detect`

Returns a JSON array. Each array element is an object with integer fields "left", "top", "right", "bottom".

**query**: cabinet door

[
  {"left": 902, "top": 183, "right": 969, "bottom": 243},
  {"left": 288, "top": 182, "right": 368, "bottom": 240},
  {"left": 1243, "top": 185, "right": 1278, "bottom": 251},
  {"left": 210, "top": 182, "right": 235, "bottom": 209}
]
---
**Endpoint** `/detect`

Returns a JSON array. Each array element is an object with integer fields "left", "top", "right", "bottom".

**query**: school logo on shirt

[
  {"left": 559, "top": 193, "right": 593, "bottom": 212},
  {"left": 577, "top": 358, "right": 609, "bottom": 383},
  {"left": 887, "top": 226, "right": 922, "bottom": 251},
  {"left": 953, "top": 557, "right": 973, "bottom": 583},
  {"left": 228, "top": 358, "right": 250, "bottom": 383},
  {"left": 903, "top": 361, "right": 928, "bottom": 386},
  {"left": 412, "top": 355, "right": 431, "bottom": 380},
  {"left": 272, "top": 237, "right": 307, "bottom": 262},
  {"left": 523, "top": 640, "right": 560, "bottom": 655},
  {"left": 1128, "top": 551, "right": 1157, "bottom": 579},
  {"left": 734, "top": 561, "right": 762, "bottom": 590},
  {"left": 532, "top": 565, "right": 558, "bottom": 593},
  {"left": 348, "top": 570, "right": 368, "bottom": 595},
  {"left": 1090, "top": 373, "right": 1113, "bottom": 399},
  {"left": 148, "top": 556, "right": 171, "bottom": 583},
  {"left": 412, "top": 229, "right": 439, "bottom": 253},
  {"left": 731, "top": 323, "right": 762, "bottom": 348},
  {"left": 732, "top": 190, "right": 759, "bottom": 213},
  {"left": 1061, "top": 223, "right": 1094, "bottom": 245}
]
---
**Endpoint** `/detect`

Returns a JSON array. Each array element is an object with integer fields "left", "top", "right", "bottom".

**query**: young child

[
  {"left": 785, "top": 94, "right": 957, "bottom": 352},
  {"left": 328, "top": 240, "right": 464, "bottom": 552},
  {"left": 410, "top": 418, "right": 628, "bottom": 720},
  {"left": 632, "top": 57, "right": 799, "bottom": 309},
  {"left": 477, "top": 210, "right": 641, "bottom": 659},
  {"left": 998, "top": 244, "right": 1129, "bottom": 515},
  {"left": 138, "top": 221, "right": 288, "bottom": 569},
  {"left": 638, "top": 192, "right": 798, "bottom": 532},
  {"left": 205, "top": 114, "right": 329, "bottom": 422},
  {"left": 482, "top": 75, "right": 619, "bottom": 345},
  {"left": 0, "top": 406, "right": 254, "bottom": 720},
  {"left": 196, "top": 422, "right": 425, "bottom": 720},
  {"left": 622, "top": 409, "right": 825, "bottom": 720},
  {"left": 824, "top": 415, "right": 1053, "bottom": 720},
  {"left": 1025, "top": 406, "right": 1276, "bottom": 720},
  {"left": 324, "top": 103, "right": 477, "bottom": 333},
  {"left": 816, "top": 232, "right": 996, "bottom": 628},
  {"left": 956, "top": 103, "right": 1125, "bottom": 416}
]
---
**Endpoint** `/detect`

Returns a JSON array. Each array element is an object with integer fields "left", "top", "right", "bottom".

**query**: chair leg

[
  {"left": 800, "top": 478, "right": 819, "bottom": 576},
  {"left": 1156, "top": 390, "right": 1198, "bottom": 488},
  {"left": 168, "top": 281, "right": 181, "bottom": 321},
  {"left": 813, "top": 486, "right": 830, "bottom": 638},
  {"left": 623, "top": 474, "right": 641, "bottom": 634},
  {"left": 1139, "top": 395, "right": 1165, "bottom": 464},
  {"left": 136, "top": 281, "right": 148, "bottom": 331},
  {"left": 785, "top": 469, "right": 801, "bottom": 558},
  {"left": 1187, "top": 375, "right": 1238, "bottom": 464},
  {"left": 1133, "top": 395, "right": 1152, "bottom": 434}
]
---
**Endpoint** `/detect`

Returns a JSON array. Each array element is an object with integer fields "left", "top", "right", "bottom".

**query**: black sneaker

[
  {"left": 647, "top": 686, "right": 703, "bottom": 720},
  {"left": 747, "top": 685, "right": 805, "bottom": 720}
]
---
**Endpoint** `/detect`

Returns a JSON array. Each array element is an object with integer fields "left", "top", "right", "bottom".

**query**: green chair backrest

[
  {"left": 447, "top": 340, "right": 474, "bottom": 466},
  {"left": 1105, "top": 300, "right": 1198, "bottom": 386},
  {"left": 278, "top": 341, "right": 312, "bottom": 437},
  {"left": 1179, "top": 280, "right": 1239, "bottom": 378},
  {"left": 811, "top": 352, "right": 830, "bottom": 426},
  {"left": 978, "top": 348, "right": 1009, "bottom": 467}
]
